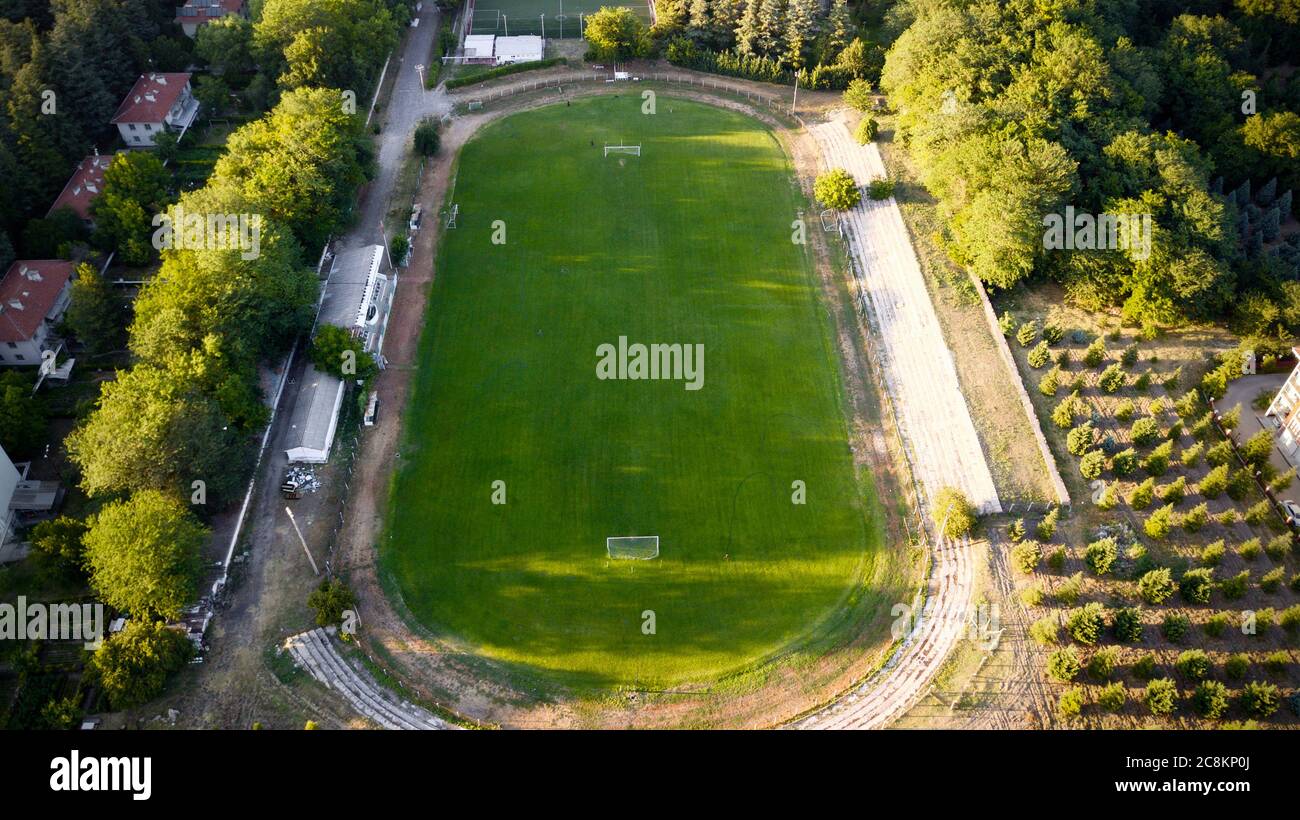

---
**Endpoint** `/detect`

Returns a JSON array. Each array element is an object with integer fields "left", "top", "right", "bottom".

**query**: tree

[
  {"left": 193, "top": 74, "right": 230, "bottom": 116},
  {"left": 1138, "top": 567, "right": 1176, "bottom": 604},
  {"left": 153, "top": 129, "right": 179, "bottom": 163},
  {"left": 1065, "top": 602, "right": 1106, "bottom": 645},
  {"left": 1047, "top": 647, "right": 1081, "bottom": 682},
  {"left": 932, "top": 486, "right": 976, "bottom": 539},
  {"left": 583, "top": 6, "right": 648, "bottom": 62},
  {"left": 1010, "top": 540, "right": 1041, "bottom": 574},
  {"left": 83, "top": 491, "right": 206, "bottom": 620},
  {"left": 309, "top": 323, "right": 378, "bottom": 382},
  {"left": 1239, "top": 680, "right": 1281, "bottom": 718},
  {"left": 1144, "top": 678, "right": 1178, "bottom": 716},
  {"left": 196, "top": 14, "right": 254, "bottom": 75},
  {"left": 414, "top": 117, "right": 441, "bottom": 156},
  {"left": 753, "top": 0, "right": 784, "bottom": 58},
  {"left": 29, "top": 516, "right": 88, "bottom": 580},
  {"left": 22, "top": 208, "right": 88, "bottom": 258},
  {"left": 89, "top": 618, "right": 194, "bottom": 710},
  {"left": 62, "top": 263, "right": 127, "bottom": 357},
  {"left": 254, "top": 0, "right": 398, "bottom": 93},
  {"left": 814, "top": 168, "right": 860, "bottom": 211},
  {"left": 307, "top": 578, "right": 356, "bottom": 627},
  {"left": 823, "top": 0, "right": 852, "bottom": 59},
  {"left": 733, "top": 0, "right": 761, "bottom": 58},
  {"left": 130, "top": 196, "right": 315, "bottom": 367},
  {"left": 1084, "top": 538, "right": 1118, "bottom": 575},
  {"left": 0, "top": 370, "right": 46, "bottom": 457},
  {"left": 853, "top": 116, "right": 878, "bottom": 145},
  {"left": 1192, "top": 680, "right": 1229, "bottom": 719},
  {"left": 213, "top": 87, "right": 372, "bottom": 250},
  {"left": 843, "top": 77, "right": 873, "bottom": 112},
  {"left": 782, "top": 0, "right": 817, "bottom": 69},
  {"left": 66, "top": 358, "right": 252, "bottom": 504}
]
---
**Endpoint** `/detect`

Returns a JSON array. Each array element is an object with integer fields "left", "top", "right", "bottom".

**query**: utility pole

[
  {"left": 541, "top": 13, "right": 545, "bottom": 39},
  {"left": 285, "top": 507, "right": 321, "bottom": 576},
  {"left": 791, "top": 72, "right": 799, "bottom": 116}
]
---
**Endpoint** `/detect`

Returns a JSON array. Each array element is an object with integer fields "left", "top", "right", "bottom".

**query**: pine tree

[
  {"left": 1279, "top": 189, "right": 1292, "bottom": 221},
  {"left": 711, "top": 0, "right": 744, "bottom": 50},
  {"left": 755, "top": 0, "right": 786, "bottom": 59},
  {"left": 688, "top": 0, "right": 712, "bottom": 46},
  {"left": 1258, "top": 176, "right": 1277, "bottom": 206},
  {"left": 734, "top": 0, "right": 762, "bottom": 57},
  {"left": 782, "top": 0, "right": 818, "bottom": 69},
  {"left": 1262, "top": 205, "right": 1281, "bottom": 241},
  {"left": 824, "top": 0, "right": 852, "bottom": 59}
]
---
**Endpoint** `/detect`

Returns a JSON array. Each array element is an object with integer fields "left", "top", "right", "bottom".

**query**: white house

[
  {"left": 494, "top": 35, "right": 544, "bottom": 65},
  {"left": 285, "top": 245, "right": 393, "bottom": 463},
  {"left": 0, "top": 445, "right": 18, "bottom": 547},
  {"left": 0, "top": 260, "right": 74, "bottom": 367},
  {"left": 1265, "top": 347, "right": 1300, "bottom": 460},
  {"left": 111, "top": 73, "right": 200, "bottom": 147},
  {"left": 462, "top": 34, "right": 498, "bottom": 64},
  {"left": 176, "top": 0, "right": 246, "bottom": 38}
]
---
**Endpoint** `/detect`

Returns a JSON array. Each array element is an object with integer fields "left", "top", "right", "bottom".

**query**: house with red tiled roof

[
  {"left": 46, "top": 152, "right": 115, "bottom": 224},
  {"left": 176, "top": 0, "right": 246, "bottom": 37},
  {"left": 111, "top": 73, "right": 199, "bottom": 147},
  {"left": 0, "top": 261, "right": 74, "bottom": 366}
]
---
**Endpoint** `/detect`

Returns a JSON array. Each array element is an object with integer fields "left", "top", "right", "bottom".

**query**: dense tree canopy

[
  {"left": 83, "top": 490, "right": 207, "bottom": 620},
  {"left": 89, "top": 618, "right": 195, "bottom": 710},
  {"left": 879, "top": 0, "right": 1300, "bottom": 337}
]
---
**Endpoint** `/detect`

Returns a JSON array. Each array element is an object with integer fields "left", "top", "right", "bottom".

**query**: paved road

[{"left": 340, "top": 4, "right": 454, "bottom": 254}]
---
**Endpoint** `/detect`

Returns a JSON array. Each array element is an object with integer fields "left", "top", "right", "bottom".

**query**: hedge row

[{"left": 444, "top": 58, "right": 567, "bottom": 89}]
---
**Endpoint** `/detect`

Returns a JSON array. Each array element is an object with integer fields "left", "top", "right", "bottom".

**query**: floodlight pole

[
  {"left": 791, "top": 72, "right": 799, "bottom": 116},
  {"left": 285, "top": 507, "right": 321, "bottom": 577},
  {"left": 540, "top": 13, "right": 545, "bottom": 38},
  {"left": 503, "top": 13, "right": 508, "bottom": 35}
]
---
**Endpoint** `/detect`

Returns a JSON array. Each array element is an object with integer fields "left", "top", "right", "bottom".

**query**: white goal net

[
  {"left": 604, "top": 144, "right": 641, "bottom": 157},
  {"left": 607, "top": 535, "right": 659, "bottom": 560}
]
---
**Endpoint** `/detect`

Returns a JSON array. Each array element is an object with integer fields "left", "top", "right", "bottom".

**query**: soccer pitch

[
  {"left": 383, "top": 96, "right": 887, "bottom": 689},
  {"left": 469, "top": 0, "right": 650, "bottom": 38}
]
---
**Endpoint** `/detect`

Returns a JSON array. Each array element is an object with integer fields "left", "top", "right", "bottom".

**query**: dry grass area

[
  {"left": 872, "top": 117, "right": 1056, "bottom": 504},
  {"left": 997, "top": 289, "right": 1299, "bottom": 726}
]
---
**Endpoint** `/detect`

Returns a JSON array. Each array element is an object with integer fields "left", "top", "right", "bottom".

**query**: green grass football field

[{"left": 383, "top": 95, "right": 886, "bottom": 689}]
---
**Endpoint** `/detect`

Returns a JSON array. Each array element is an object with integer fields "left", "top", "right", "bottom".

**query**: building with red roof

[
  {"left": 111, "top": 73, "right": 199, "bottom": 147},
  {"left": 0, "top": 260, "right": 74, "bottom": 366},
  {"left": 46, "top": 152, "right": 115, "bottom": 223},
  {"left": 176, "top": 0, "right": 246, "bottom": 37}
]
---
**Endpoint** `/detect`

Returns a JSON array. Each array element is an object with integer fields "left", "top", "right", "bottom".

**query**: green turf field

[
  {"left": 469, "top": 0, "right": 649, "bottom": 38},
  {"left": 383, "top": 95, "right": 886, "bottom": 689}
]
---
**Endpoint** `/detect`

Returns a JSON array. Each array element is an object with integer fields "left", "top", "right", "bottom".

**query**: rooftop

[
  {"left": 0, "top": 260, "right": 74, "bottom": 343},
  {"left": 319, "top": 245, "right": 387, "bottom": 338},
  {"left": 284, "top": 364, "right": 346, "bottom": 463},
  {"left": 111, "top": 73, "right": 192, "bottom": 125},
  {"left": 176, "top": 0, "right": 243, "bottom": 23},
  {"left": 46, "top": 153, "right": 115, "bottom": 220}
]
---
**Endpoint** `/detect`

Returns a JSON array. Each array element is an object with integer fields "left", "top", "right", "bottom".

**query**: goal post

[
  {"left": 607, "top": 535, "right": 659, "bottom": 560},
  {"left": 603, "top": 144, "right": 641, "bottom": 157}
]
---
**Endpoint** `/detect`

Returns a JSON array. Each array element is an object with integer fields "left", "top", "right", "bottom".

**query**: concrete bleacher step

[{"left": 285, "top": 628, "right": 454, "bottom": 730}]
